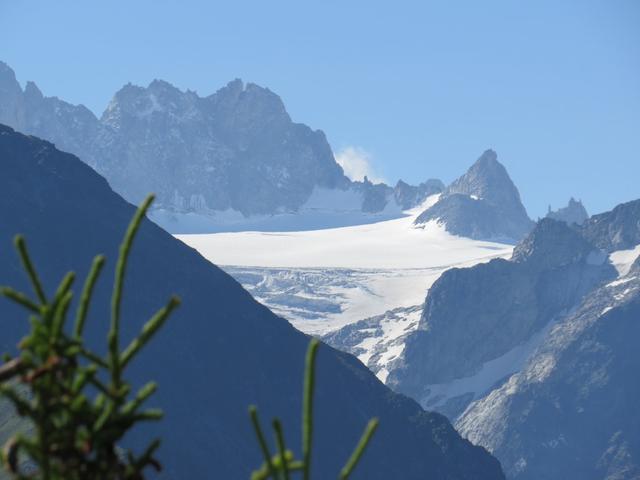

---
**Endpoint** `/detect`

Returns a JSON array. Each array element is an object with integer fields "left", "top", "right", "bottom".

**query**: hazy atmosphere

[
  {"left": 2, "top": 0, "right": 639, "bottom": 217},
  {"left": 1, "top": 2, "right": 639, "bottom": 479}
]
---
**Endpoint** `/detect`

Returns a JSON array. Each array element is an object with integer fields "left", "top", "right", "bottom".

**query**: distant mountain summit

[
  {"left": 579, "top": 198, "right": 640, "bottom": 251},
  {"left": 0, "top": 61, "right": 441, "bottom": 232},
  {"left": 446, "top": 149, "right": 524, "bottom": 208},
  {"left": 546, "top": 197, "right": 588, "bottom": 225},
  {"left": 97, "top": 78, "right": 349, "bottom": 213},
  {"left": 415, "top": 150, "right": 534, "bottom": 241}
]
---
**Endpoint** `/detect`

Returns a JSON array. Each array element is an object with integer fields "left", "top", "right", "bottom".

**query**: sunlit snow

[
  {"left": 177, "top": 197, "right": 513, "bottom": 338},
  {"left": 609, "top": 244, "right": 640, "bottom": 277}
]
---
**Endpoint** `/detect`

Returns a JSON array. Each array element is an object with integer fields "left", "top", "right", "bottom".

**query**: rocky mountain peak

[
  {"left": 201, "top": 78, "right": 291, "bottom": 134},
  {"left": 99, "top": 82, "right": 206, "bottom": 141},
  {"left": 512, "top": 217, "right": 596, "bottom": 269},
  {"left": 546, "top": 197, "right": 589, "bottom": 225},
  {"left": 216, "top": 78, "right": 245, "bottom": 97},
  {"left": 474, "top": 148, "right": 499, "bottom": 166},
  {"left": 0, "top": 62, "right": 23, "bottom": 128},
  {"left": 580, "top": 198, "right": 640, "bottom": 252},
  {"left": 147, "top": 78, "right": 179, "bottom": 92},
  {"left": 0, "top": 61, "right": 20, "bottom": 92},
  {"left": 447, "top": 149, "right": 523, "bottom": 208},
  {"left": 0, "top": 61, "right": 440, "bottom": 223},
  {"left": 24, "top": 80, "right": 43, "bottom": 101},
  {"left": 415, "top": 150, "right": 533, "bottom": 241}
]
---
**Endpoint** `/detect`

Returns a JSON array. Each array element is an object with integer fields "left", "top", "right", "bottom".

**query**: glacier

[{"left": 177, "top": 197, "right": 513, "bottom": 370}]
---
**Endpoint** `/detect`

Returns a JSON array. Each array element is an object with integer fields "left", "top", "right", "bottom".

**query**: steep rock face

[
  {"left": 415, "top": 150, "right": 534, "bottom": 242},
  {"left": 388, "top": 219, "right": 615, "bottom": 415},
  {"left": 0, "top": 63, "right": 102, "bottom": 168},
  {"left": 394, "top": 179, "right": 445, "bottom": 210},
  {"left": 355, "top": 177, "right": 394, "bottom": 213},
  {"left": 0, "top": 62, "right": 23, "bottom": 127},
  {"left": 511, "top": 218, "right": 596, "bottom": 270},
  {"left": 0, "top": 61, "right": 439, "bottom": 223},
  {"left": 546, "top": 198, "right": 589, "bottom": 226},
  {"left": 457, "top": 275, "right": 640, "bottom": 480},
  {"left": 580, "top": 199, "right": 640, "bottom": 252},
  {"left": 386, "top": 198, "right": 640, "bottom": 479},
  {"left": 0, "top": 124, "right": 504, "bottom": 479},
  {"left": 446, "top": 149, "right": 525, "bottom": 210},
  {"left": 97, "top": 79, "right": 348, "bottom": 212}
]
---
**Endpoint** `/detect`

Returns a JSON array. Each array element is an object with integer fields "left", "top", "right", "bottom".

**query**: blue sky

[{"left": 1, "top": 0, "right": 638, "bottom": 218}]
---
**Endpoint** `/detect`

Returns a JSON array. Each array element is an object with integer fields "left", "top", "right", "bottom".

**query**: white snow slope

[{"left": 178, "top": 199, "right": 513, "bottom": 352}]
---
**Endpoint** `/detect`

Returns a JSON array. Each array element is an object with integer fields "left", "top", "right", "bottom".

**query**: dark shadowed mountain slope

[
  {"left": 0, "top": 124, "right": 503, "bottom": 479},
  {"left": 415, "top": 150, "right": 534, "bottom": 242}
]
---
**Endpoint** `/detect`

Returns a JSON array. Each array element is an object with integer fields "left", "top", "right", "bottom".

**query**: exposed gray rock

[
  {"left": 388, "top": 219, "right": 616, "bottom": 408},
  {"left": 457, "top": 276, "right": 640, "bottom": 480},
  {"left": 394, "top": 179, "right": 445, "bottom": 210},
  {"left": 415, "top": 150, "right": 534, "bottom": 242},
  {"left": 546, "top": 197, "right": 589, "bottom": 225},
  {"left": 357, "top": 176, "right": 395, "bottom": 213},
  {"left": 0, "top": 62, "right": 24, "bottom": 127},
  {"left": 0, "top": 61, "right": 440, "bottom": 222},
  {"left": 387, "top": 200, "right": 640, "bottom": 479},
  {"left": 512, "top": 217, "right": 596, "bottom": 270},
  {"left": 580, "top": 199, "right": 640, "bottom": 252},
  {"left": 101, "top": 77, "right": 349, "bottom": 213},
  {"left": 0, "top": 62, "right": 101, "bottom": 169},
  {"left": 446, "top": 149, "right": 524, "bottom": 208}
]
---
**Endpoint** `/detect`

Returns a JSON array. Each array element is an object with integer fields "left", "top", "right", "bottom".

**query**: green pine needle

[
  {"left": 13, "top": 235, "right": 47, "bottom": 305},
  {"left": 339, "top": 418, "right": 379, "bottom": 479}
]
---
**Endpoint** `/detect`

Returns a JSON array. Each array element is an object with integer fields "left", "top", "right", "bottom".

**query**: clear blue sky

[{"left": 1, "top": 0, "right": 638, "bottom": 218}]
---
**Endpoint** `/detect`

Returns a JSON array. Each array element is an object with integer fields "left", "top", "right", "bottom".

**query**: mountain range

[
  {"left": 320, "top": 199, "right": 640, "bottom": 479},
  {"left": 386, "top": 202, "right": 640, "bottom": 479},
  {"left": 1, "top": 60, "right": 540, "bottom": 242},
  {"left": 3, "top": 58, "right": 638, "bottom": 480},
  {"left": 0, "top": 123, "right": 505, "bottom": 478},
  {"left": 0, "top": 61, "right": 445, "bottom": 233}
]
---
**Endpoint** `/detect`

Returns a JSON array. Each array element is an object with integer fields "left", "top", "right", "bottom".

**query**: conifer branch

[
  {"left": 14, "top": 235, "right": 47, "bottom": 305},
  {"left": 339, "top": 418, "right": 379, "bottom": 479},
  {"left": 110, "top": 194, "right": 155, "bottom": 386},
  {"left": 0, "top": 195, "right": 177, "bottom": 479},
  {"left": 249, "top": 406, "right": 277, "bottom": 478},
  {"left": 0, "top": 287, "right": 40, "bottom": 313},
  {"left": 273, "top": 419, "right": 290, "bottom": 480},
  {"left": 120, "top": 296, "right": 180, "bottom": 369},
  {"left": 249, "top": 338, "right": 378, "bottom": 479},
  {"left": 302, "top": 338, "right": 319, "bottom": 480},
  {"left": 74, "top": 255, "right": 105, "bottom": 338}
]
